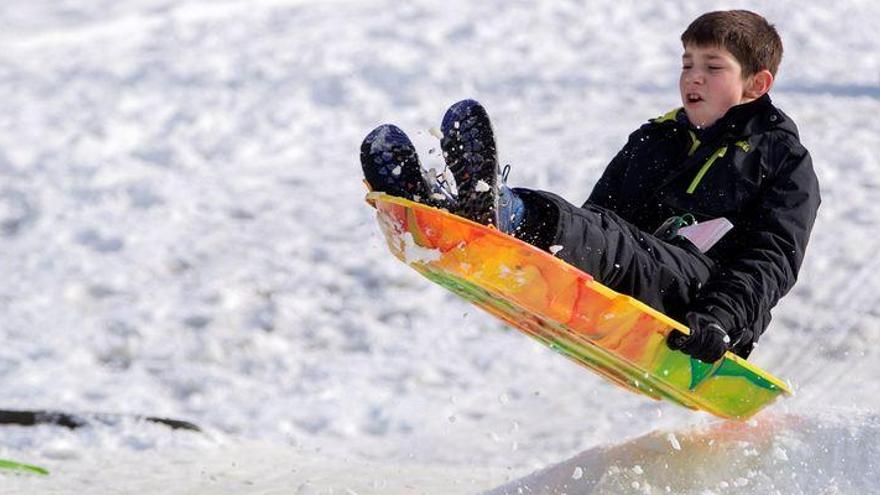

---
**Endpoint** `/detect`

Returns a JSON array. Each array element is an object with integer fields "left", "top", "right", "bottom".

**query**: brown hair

[{"left": 681, "top": 10, "right": 783, "bottom": 77}]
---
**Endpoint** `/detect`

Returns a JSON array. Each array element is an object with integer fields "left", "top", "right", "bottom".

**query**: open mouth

[{"left": 686, "top": 93, "right": 704, "bottom": 103}]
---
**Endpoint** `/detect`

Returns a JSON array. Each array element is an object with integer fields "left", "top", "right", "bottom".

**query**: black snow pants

[{"left": 513, "top": 189, "right": 715, "bottom": 322}]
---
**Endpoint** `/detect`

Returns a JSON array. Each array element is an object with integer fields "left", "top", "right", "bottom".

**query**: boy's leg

[
  {"left": 515, "top": 189, "right": 714, "bottom": 320},
  {"left": 436, "top": 100, "right": 710, "bottom": 317}
]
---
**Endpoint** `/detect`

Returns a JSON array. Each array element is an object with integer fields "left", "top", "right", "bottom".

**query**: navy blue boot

[
  {"left": 440, "top": 99, "right": 501, "bottom": 227},
  {"left": 361, "top": 124, "right": 456, "bottom": 208}
]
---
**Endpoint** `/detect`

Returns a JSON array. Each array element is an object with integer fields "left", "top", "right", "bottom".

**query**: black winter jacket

[{"left": 587, "top": 95, "right": 820, "bottom": 350}]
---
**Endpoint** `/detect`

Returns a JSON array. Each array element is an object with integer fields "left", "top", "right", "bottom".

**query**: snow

[
  {"left": 0, "top": 0, "right": 878, "bottom": 493},
  {"left": 488, "top": 410, "right": 880, "bottom": 494},
  {"left": 401, "top": 233, "right": 442, "bottom": 265}
]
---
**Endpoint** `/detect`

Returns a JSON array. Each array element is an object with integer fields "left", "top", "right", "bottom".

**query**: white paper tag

[{"left": 677, "top": 217, "right": 734, "bottom": 252}]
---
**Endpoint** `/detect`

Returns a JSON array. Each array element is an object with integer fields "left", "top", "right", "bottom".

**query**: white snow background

[{"left": 0, "top": 0, "right": 878, "bottom": 493}]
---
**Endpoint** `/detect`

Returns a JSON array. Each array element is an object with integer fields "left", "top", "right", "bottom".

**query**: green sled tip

[{"left": 0, "top": 458, "right": 50, "bottom": 476}]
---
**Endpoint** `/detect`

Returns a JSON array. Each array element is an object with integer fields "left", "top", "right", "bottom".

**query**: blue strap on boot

[{"left": 498, "top": 164, "right": 525, "bottom": 235}]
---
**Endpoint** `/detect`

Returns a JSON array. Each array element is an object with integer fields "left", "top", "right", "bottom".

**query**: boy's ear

[{"left": 744, "top": 69, "right": 774, "bottom": 99}]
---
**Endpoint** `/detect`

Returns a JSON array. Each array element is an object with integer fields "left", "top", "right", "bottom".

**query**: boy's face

[{"left": 679, "top": 44, "right": 755, "bottom": 128}]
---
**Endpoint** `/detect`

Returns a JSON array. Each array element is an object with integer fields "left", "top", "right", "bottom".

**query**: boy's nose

[{"left": 686, "top": 71, "right": 705, "bottom": 84}]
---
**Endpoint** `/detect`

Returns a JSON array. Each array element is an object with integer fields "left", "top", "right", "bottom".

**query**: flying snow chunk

[
  {"left": 773, "top": 446, "right": 789, "bottom": 461},
  {"left": 392, "top": 165, "right": 402, "bottom": 176},
  {"left": 475, "top": 180, "right": 491, "bottom": 192},
  {"left": 549, "top": 245, "right": 564, "bottom": 255},
  {"left": 666, "top": 432, "right": 681, "bottom": 451},
  {"left": 401, "top": 232, "right": 441, "bottom": 264}
]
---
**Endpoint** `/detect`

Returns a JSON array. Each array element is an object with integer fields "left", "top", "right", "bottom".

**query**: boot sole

[
  {"left": 440, "top": 100, "right": 499, "bottom": 226},
  {"left": 360, "top": 124, "right": 425, "bottom": 200}
]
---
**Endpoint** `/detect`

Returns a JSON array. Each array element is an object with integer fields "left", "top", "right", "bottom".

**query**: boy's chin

[{"left": 683, "top": 108, "right": 719, "bottom": 129}]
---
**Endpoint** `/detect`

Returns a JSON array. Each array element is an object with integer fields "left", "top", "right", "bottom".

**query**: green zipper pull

[
  {"left": 686, "top": 145, "right": 728, "bottom": 194},
  {"left": 687, "top": 131, "right": 700, "bottom": 156}
]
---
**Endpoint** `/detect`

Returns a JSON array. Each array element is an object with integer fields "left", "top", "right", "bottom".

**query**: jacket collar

[
  {"left": 657, "top": 94, "right": 792, "bottom": 142},
  {"left": 688, "top": 95, "right": 773, "bottom": 142},
  {"left": 652, "top": 95, "right": 778, "bottom": 192}
]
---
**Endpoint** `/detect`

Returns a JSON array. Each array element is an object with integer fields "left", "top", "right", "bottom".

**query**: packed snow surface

[{"left": 1, "top": 0, "right": 878, "bottom": 493}]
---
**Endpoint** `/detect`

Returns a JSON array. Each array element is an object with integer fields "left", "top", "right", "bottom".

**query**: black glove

[{"left": 667, "top": 311, "right": 730, "bottom": 363}]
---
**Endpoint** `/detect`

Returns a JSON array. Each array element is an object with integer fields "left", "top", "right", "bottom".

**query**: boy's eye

[
  {"left": 682, "top": 64, "right": 693, "bottom": 70},
  {"left": 708, "top": 66, "right": 723, "bottom": 71}
]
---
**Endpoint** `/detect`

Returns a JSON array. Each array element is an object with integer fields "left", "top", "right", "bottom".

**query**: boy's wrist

[{"left": 692, "top": 302, "right": 736, "bottom": 333}]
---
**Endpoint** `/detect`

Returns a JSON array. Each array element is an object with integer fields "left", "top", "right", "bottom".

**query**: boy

[{"left": 360, "top": 10, "right": 820, "bottom": 364}]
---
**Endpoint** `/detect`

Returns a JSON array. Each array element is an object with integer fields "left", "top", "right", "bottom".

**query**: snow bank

[{"left": 488, "top": 409, "right": 879, "bottom": 494}]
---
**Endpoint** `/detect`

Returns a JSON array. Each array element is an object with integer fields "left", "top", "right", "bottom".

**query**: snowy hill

[
  {"left": 488, "top": 410, "right": 880, "bottom": 494},
  {"left": 1, "top": 0, "right": 878, "bottom": 493}
]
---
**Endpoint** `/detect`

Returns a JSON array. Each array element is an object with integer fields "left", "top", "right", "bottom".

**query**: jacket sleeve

[{"left": 692, "top": 136, "right": 820, "bottom": 344}]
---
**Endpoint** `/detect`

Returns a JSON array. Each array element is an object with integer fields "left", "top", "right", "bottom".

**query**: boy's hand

[{"left": 667, "top": 311, "right": 730, "bottom": 363}]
